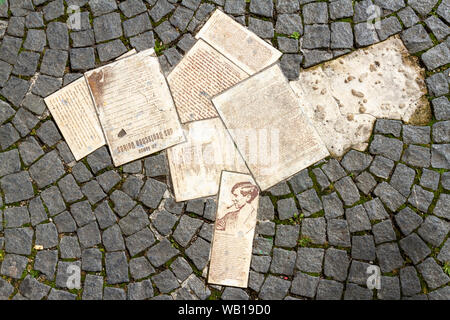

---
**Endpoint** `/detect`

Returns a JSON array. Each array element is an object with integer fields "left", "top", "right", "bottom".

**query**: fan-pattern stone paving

[{"left": 0, "top": 0, "right": 449, "bottom": 300}]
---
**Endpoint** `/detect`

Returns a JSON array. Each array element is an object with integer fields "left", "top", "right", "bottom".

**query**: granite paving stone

[
  {"left": 401, "top": 24, "right": 434, "bottom": 54},
  {"left": 146, "top": 238, "right": 178, "bottom": 268},
  {"left": 378, "top": 276, "right": 401, "bottom": 300},
  {"left": 324, "top": 248, "right": 350, "bottom": 282},
  {"left": 400, "top": 266, "right": 422, "bottom": 296},
  {"left": 434, "top": 193, "right": 450, "bottom": 219},
  {"left": 259, "top": 275, "right": 291, "bottom": 300},
  {"left": 334, "top": 177, "right": 360, "bottom": 206},
  {"left": 369, "top": 135, "right": 403, "bottom": 161},
  {"left": 302, "top": 24, "right": 330, "bottom": 49},
  {"left": 290, "top": 272, "right": 319, "bottom": 298},
  {"left": 390, "top": 163, "right": 416, "bottom": 197},
  {"left": 53, "top": 211, "right": 77, "bottom": 233},
  {"left": 369, "top": 155, "right": 394, "bottom": 179},
  {"left": 0, "top": 0, "right": 447, "bottom": 301},
  {"left": 436, "top": 0, "right": 450, "bottom": 23},
  {"left": 376, "top": 16, "right": 402, "bottom": 41},
  {"left": 322, "top": 192, "right": 344, "bottom": 219},
  {"left": 118, "top": 205, "right": 150, "bottom": 236},
  {"left": 417, "top": 216, "right": 449, "bottom": 247},
  {"left": 1, "top": 254, "right": 28, "bottom": 279},
  {"left": 125, "top": 227, "right": 155, "bottom": 257},
  {"left": 354, "top": 22, "right": 379, "bottom": 47},
  {"left": 270, "top": 248, "right": 296, "bottom": 275},
  {"left": 417, "top": 258, "right": 450, "bottom": 289},
  {"left": 376, "top": 242, "right": 404, "bottom": 273},
  {"left": 105, "top": 251, "right": 129, "bottom": 284},
  {"left": 138, "top": 178, "right": 167, "bottom": 209},
  {"left": 70, "top": 200, "right": 96, "bottom": 227},
  {"left": 374, "top": 182, "right": 406, "bottom": 211},
  {"left": 347, "top": 260, "right": 373, "bottom": 285},
  {"left": 29, "top": 151, "right": 64, "bottom": 188},
  {"left": 372, "top": 219, "right": 397, "bottom": 244},
  {"left": 421, "top": 43, "right": 450, "bottom": 70},
  {"left": 374, "top": 119, "right": 402, "bottom": 137},
  {"left": 399, "top": 233, "right": 431, "bottom": 264},
  {"left": 97, "top": 40, "right": 128, "bottom": 62},
  {"left": 351, "top": 235, "right": 376, "bottom": 261},
  {"left": 431, "top": 144, "right": 450, "bottom": 169},
  {"left": 355, "top": 171, "right": 377, "bottom": 195},
  {"left": 77, "top": 221, "right": 101, "bottom": 248},
  {"left": 152, "top": 210, "right": 178, "bottom": 236},
  {"left": 432, "top": 121, "right": 450, "bottom": 143},
  {"left": 128, "top": 279, "right": 154, "bottom": 300},
  {"left": 408, "top": 185, "right": 434, "bottom": 213},
  {"left": 185, "top": 237, "right": 210, "bottom": 271},
  {"left": 395, "top": 207, "right": 423, "bottom": 236},
  {"left": 4, "top": 227, "right": 33, "bottom": 255},
  {"left": 316, "top": 279, "right": 343, "bottom": 300},
  {"left": 1, "top": 171, "right": 34, "bottom": 204},
  {"left": 296, "top": 247, "right": 324, "bottom": 273},
  {"left": 102, "top": 224, "right": 126, "bottom": 251},
  {"left": 330, "top": 0, "right": 354, "bottom": 20},
  {"left": 47, "top": 22, "right": 69, "bottom": 50},
  {"left": 59, "top": 236, "right": 81, "bottom": 259},
  {"left": 82, "top": 275, "right": 103, "bottom": 300},
  {"left": 150, "top": 0, "right": 175, "bottom": 22},
  {"left": 19, "top": 275, "right": 50, "bottom": 300},
  {"left": 275, "top": 224, "right": 300, "bottom": 248},
  {"left": 301, "top": 217, "right": 326, "bottom": 245},
  {"left": 173, "top": 214, "right": 203, "bottom": 247},
  {"left": 327, "top": 219, "right": 351, "bottom": 247}
]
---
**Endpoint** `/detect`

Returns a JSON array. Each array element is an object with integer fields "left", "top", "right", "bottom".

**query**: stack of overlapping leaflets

[
  {"left": 164, "top": 9, "right": 329, "bottom": 288},
  {"left": 45, "top": 48, "right": 185, "bottom": 167},
  {"left": 167, "top": 9, "right": 328, "bottom": 203}
]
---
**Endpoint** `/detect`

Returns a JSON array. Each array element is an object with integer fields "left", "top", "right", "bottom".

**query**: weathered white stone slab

[
  {"left": 168, "top": 39, "right": 249, "bottom": 123},
  {"left": 213, "top": 64, "right": 330, "bottom": 191},
  {"left": 290, "top": 71, "right": 376, "bottom": 157},
  {"left": 167, "top": 118, "right": 249, "bottom": 202},
  {"left": 330, "top": 37, "right": 428, "bottom": 122},
  {"left": 44, "top": 77, "right": 106, "bottom": 161},
  {"left": 196, "top": 9, "right": 282, "bottom": 75},
  {"left": 208, "top": 171, "right": 259, "bottom": 288},
  {"left": 290, "top": 36, "right": 429, "bottom": 157},
  {"left": 85, "top": 48, "right": 185, "bottom": 166}
]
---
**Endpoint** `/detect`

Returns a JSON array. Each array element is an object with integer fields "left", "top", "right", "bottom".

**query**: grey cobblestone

[{"left": 0, "top": 0, "right": 448, "bottom": 301}]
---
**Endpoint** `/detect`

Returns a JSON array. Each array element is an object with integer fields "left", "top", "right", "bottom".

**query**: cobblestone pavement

[{"left": 0, "top": 0, "right": 449, "bottom": 300}]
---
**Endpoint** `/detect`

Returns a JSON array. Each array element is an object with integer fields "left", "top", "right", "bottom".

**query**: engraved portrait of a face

[{"left": 216, "top": 181, "right": 259, "bottom": 236}]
